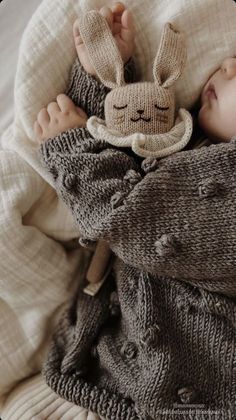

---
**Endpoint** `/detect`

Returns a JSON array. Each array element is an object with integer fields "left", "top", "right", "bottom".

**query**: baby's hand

[
  {"left": 73, "top": 2, "right": 135, "bottom": 77},
  {"left": 34, "top": 94, "right": 88, "bottom": 142}
]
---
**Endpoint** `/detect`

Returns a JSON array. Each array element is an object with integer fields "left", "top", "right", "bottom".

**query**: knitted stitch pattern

[
  {"left": 40, "top": 58, "right": 236, "bottom": 420},
  {"left": 43, "top": 264, "right": 236, "bottom": 420},
  {"left": 41, "top": 129, "right": 236, "bottom": 420}
]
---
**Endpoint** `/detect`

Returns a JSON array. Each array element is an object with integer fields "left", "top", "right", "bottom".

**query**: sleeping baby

[
  {"left": 34, "top": 3, "right": 236, "bottom": 418},
  {"left": 34, "top": 3, "right": 234, "bottom": 147}
]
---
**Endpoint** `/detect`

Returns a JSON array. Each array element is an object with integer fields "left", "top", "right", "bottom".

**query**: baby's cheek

[
  {"left": 198, "top": 106, "right": 226, "bottom": 141},
  {"left": 198, "top": 104, "right": 213, "bottom": 130}
]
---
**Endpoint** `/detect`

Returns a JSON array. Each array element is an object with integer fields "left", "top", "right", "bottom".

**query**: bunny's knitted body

[{"left": 40, "top": 58, "right": 236, "bottom": 420}]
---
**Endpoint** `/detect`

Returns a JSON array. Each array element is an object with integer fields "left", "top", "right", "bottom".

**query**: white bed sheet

[{"left": 0, "top": 0, "right": 42, "bottom": 139}]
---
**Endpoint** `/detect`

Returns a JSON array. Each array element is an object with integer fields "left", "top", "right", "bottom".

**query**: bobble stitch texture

[
  {"left": 155, "top": 234, "right": 179, "bottom": 257},
  {"left": 141, "top": 157, "right": 159, "bottom": 173},
  {"left": 198, "top": 178, "right": 221, "bottom": 198},
  {"left": 124, "top": 169, "right": 142, "bottom": 185},
  {"left": 177, "top": 386, "right": 198, "bottom": 404},
  {"left": 140, "top": 325, "right": 160, "bottom": 349},
  {"left": 120, "top": 341, "right": 138, "bottom": 361},
  {"left": 111, "top": 191, "right": 126, "bottom": 209},
  {"left": 63, "top": 173, "right": 77, "bottom": 190}
]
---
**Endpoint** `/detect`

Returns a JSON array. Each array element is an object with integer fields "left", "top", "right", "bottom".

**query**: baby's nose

[{"left": 221, "top": 57, "right": 236, "bottom": 79}]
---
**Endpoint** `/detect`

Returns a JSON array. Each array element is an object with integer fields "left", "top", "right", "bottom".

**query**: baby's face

[{"left": 198, "top": 57, "right": 236, "bottom": 142}]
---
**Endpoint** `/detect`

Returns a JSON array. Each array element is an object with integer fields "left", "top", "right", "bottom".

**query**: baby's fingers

[
  {"left": 99, "top": 6, "right": 113, "bottom": 29},
  {"left": 57, "top": 94, "right": 76, "bottom": 113},
  {"left": 111, "top": 2, "right": 125, "bottom": 21},
  {"left": 37, "top": 108, "right": 50, "bottom": 125},
  {"left": 120, "top": 10, "right": 135, "bottom": 42},
  {"left": 47, "top": 101, "right": 60, "bottom": 117}
]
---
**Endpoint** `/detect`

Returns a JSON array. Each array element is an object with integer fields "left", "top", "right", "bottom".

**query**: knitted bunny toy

[{"left": 79, "top": 10, "right": 193, "bottom": 158}]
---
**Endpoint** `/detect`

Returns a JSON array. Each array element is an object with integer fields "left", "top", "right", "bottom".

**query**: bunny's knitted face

[{"left": 105, "top": 82, "right": 175, "bottom": 135}]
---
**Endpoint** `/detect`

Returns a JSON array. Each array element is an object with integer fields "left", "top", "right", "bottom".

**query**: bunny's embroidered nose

[{"left": 137, "top": 110, "right": 144, "bottom": 115}]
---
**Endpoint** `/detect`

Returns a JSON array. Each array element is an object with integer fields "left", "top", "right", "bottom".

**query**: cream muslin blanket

[{"left": 1, "top": 0, "right": 236, "bottom": 418}]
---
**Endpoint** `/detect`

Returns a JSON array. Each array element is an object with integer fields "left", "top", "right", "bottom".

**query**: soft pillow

[{"left": 9, "top": 0, "right": 236, "bottom": 147}]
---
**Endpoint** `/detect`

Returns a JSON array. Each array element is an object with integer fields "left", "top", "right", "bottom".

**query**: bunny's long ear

[
  {"left": 78, "top": 10, "right": 125, "bottom": 89},
  {"left": 153, "top": 23, "right": 186, "bottom": 89}
]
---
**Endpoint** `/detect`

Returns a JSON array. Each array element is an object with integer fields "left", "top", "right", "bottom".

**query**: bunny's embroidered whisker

[
  {"left": 130, "top": 117, "right": 151, "bottom": 122},
  {"left": 156, "top": 114, "right": 168, "bottom": 123}
]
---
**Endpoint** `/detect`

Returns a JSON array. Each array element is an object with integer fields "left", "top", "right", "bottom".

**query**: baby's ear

[
  {"left": 79, "top": 10, "right": 125, "bottom": 89},
  {"left": 153, "top": 23, "right": 186, "bottom": 89}
]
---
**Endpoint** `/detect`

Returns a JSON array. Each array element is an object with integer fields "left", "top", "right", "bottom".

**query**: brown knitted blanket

[{"left": 40, "top": 59, "right": 236, "bottom": 420}]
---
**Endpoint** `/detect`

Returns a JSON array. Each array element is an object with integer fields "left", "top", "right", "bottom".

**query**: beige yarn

[
  {"left": 79, "top": 11, "right": 193, "bottom": 158},
  {"left": 88, "top": 109, "right": 193, "bottom": 158}
]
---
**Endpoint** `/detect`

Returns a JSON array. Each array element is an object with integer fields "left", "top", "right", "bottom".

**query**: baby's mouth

[{"left": 130, "top": 116, "right": 151, "bottom": 122}]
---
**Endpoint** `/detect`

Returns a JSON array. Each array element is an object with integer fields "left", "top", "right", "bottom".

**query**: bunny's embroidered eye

[
  {"left": 114, "top": 105, "right": 128, "bottom": 110},
  {"left": 155, "top": 105, "right": 169, "bottom": 111}
]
